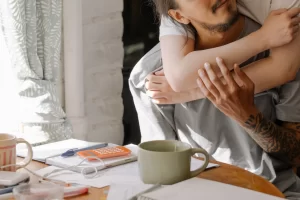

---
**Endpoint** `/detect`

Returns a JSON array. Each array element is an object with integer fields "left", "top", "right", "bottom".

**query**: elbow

[
  {"left": 287, "top": 66, "right": 297, "bottom": 82},
  {"left": 277, "top": 63, "right": 298, "bottom": 84},
  {"left": 170, "top": 84, "right": 184, "bottom": 93},
  {"left": 283, "top": 65, "right": 297, "bottom": 83},
  {"left": 163, "top": 65, "right": 187, "bottom": 92},
  {"left": 167, "top": 72, "right": 187, "bottom": 92},
  {"left": 169, "top": 82, "right": 184, "bottom": 93}
]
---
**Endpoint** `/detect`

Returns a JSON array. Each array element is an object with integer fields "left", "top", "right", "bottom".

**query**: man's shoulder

[
  {"left": 239, "top": 16, "right": 269, "bottom": 67},
  {"left": 129, "top": 44, "right": 162, "bottom": 88},
  {"left": 237, "top": 0, "right": 271, "bottom": 24},
  {"left": 239, "top": 15, "right": 262, "bottom": 38}
]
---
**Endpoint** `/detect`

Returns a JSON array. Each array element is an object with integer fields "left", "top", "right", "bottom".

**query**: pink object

[
  {"left": 0, "top": 133, "right": 33, "bottom": 172},
  {"left": 64, "top": 186, "right": 89, "bottom": 198}
]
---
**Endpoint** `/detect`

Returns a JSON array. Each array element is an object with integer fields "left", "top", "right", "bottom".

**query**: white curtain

[{"left": 0, "top": 0, "right": 72, "bottom": 145}]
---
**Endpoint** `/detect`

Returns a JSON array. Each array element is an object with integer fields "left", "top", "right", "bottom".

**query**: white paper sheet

[
  {"left": 36, "top": 162, "right": 146, "bottom": 188},
  {"left": 36, "top": 158, "right": 219, "bottom": 189},
  {"left": 138, "top": 178, "right": 285, "bottom": 200},
  {"left": 106, "top": 159, "right": 219, "bottom": 200},
  {"left": 107, "top": 183, "right": 155, "bottom": 200}
]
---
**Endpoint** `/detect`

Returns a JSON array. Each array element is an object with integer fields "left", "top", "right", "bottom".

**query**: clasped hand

[
  {"left": 145, "top": 57, "right": 259, "bottom": 124},
  {"left": 197, "top": 57, "right": 259, "bottom": 123},
  {"left": 145, "top": 70, "right": 203, "bottom": 104}
]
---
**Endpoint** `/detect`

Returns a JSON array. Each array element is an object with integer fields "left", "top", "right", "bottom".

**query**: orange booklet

[{"left": 77, "top": 146, "right": 131, "bottom": 161}]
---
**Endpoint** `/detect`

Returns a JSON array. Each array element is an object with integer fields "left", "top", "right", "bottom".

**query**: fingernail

[
  {"left": 152, "top": 99, "right": 159, "bottom": 104},
  {"left": 204, "top": 63, "right": 211, "bottom": 70},
  {"left": 234, "top": 64, "right": 240, "bottom": 70},
  {"left": 199, "top": 70, "right": 204, "bottom": 77},
  {"left": 216, "top": 57, "right": 222, "bottom": 62}
]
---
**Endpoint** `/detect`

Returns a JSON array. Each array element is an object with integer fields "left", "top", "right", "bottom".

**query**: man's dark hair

[{"left": 150, "top": 0, "right": 196, "bottom": 37}]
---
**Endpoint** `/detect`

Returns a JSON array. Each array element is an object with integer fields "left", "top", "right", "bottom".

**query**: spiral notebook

[
  {"left": 17, "top": 139, "right": 102, "bottom": 162},
  {"left": 137, "top": 178, "right": 284, "bottom": 200},
  {"left": 45, "top": 144, "right": 138, "bottom": 174}
]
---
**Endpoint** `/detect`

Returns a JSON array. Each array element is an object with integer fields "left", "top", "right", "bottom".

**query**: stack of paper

[
  {"left": 45, "top": 144, "right": 138, "bottom": 173},
  {"left": 137, "top": 178, "right": 284, "bottom": 200},
  {"left": 36, "top": 157, "right": 218, "bottom": 191}
]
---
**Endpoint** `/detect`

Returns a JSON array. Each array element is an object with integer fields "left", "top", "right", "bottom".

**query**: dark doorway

[{"left": 122, "top": 0, "right": 159, "bottom": 145}]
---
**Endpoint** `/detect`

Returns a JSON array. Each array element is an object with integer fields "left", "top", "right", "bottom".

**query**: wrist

[
  {"left": 188, "top": 88, "right": 202, "bottom": 101},
  {"left": 253, "top": 29, "right": 269, "bottom": 52},
  {"left": 236, "top": 107, "right": 260, "bottom": 126}
]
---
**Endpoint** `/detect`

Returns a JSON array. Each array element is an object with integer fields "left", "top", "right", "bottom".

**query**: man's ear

[{"left": 168, "top": 9, "right": 190, "bottom": 25}]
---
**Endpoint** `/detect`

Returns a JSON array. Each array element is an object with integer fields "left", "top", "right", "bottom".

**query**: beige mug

[
  {"left": 138, "top": 140, "right": 209, "bottom": 185},
  {"left": 0, "top": 133, "right": 33, "bottom": 171}
]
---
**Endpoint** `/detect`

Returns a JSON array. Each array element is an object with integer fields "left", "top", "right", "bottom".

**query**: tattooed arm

[
  {"left": 243, "top": 114, "right": 300, "bottom": 166},
  {"left": 196, "top": 58, "right": 300, "bottom": 167}
]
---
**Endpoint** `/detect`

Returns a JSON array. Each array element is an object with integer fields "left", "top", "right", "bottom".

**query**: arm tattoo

[{"left": 243, "top": 113, "right": 300, "bottom": 166}]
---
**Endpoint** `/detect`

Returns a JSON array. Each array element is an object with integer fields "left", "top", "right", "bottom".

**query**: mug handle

[
  {"left": 190, "top": 148, "right": 209, "bottom": 177},
  {"left": 16, "top": 138, "right": 33, "bottom": 169}
]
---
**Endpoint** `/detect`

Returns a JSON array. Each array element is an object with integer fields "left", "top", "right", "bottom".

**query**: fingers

[
  {"left": 271, "top": 8, "right": 288, "bottom": 15},
  {"left": 197, "top": 78, "right": 216, "bottom": 101},
  {"left": 145, "top": 81, "right": 161, "bottom": 91},
  {"left": 233, "top": 64, "right": 254, "bottom": 91},
  {"left": 154, "top": 70, "right": 165, "bottom": 76},
  {"left": 291, "top": 16, "right": 300, "bottom": 26},
  {"left": 146, "top": 90, "right": 170, "bottom": 105},
  {"left": 152, "top": 98, "right": 168, "bottom": 104},
  {"left": 198, "top": 69, "right": 220, "bottom": 98},
  {"left": 146, "top": 74, "right": 166, "bottom": 83},
  {"left": 293, "top": 26, "right": 299, "bottom": 35},
  {"left": 204, "top": 63, "right": 225, "bottom": 90},
  {"left": 287, "top": 8, "right": 300, "bottom": 18},
  {"left": 216, "top": 57, "right": 238, "bottom": 88},
  {"left": 146, "top": 90, "right": 166, "bottom": 99}
]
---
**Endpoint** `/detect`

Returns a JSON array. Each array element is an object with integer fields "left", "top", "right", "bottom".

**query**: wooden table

[{"left": 16, "top": 158, "right": 285, "bottom": 200}]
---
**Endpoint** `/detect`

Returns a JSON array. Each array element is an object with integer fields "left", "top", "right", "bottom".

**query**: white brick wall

[{"left": 81, "top": 0, "right": 124, "bottom": 144}]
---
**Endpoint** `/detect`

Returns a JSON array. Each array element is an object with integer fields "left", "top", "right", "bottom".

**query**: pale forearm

[
  {"left": 169, "top": 54, "right": 298, "bottom": 103},
  {"left": 237, "top": 32, "right": 300, "bottom": 93},
  {"left": 158, "top": 30, "right": 300, "bottom": 104},
  {"left": 234, "top": 57, "right": 295, "bottom": 93},
  {"left": 164, "top": 30, "right": 269, "bottom": 92}
]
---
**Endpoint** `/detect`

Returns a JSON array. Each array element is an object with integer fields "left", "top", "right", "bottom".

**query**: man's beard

[{"left": 201, "top": 0, "right": 240, "bottom": 33}]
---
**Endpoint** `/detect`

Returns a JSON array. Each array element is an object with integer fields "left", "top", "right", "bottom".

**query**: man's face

[{"left": 176, "top": 0, "right": 239, "bottom": 32}]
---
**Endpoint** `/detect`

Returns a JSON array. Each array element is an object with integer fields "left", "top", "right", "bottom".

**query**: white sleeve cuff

[{"left": 159, "top": 16, "right": 195, "bottom": 40}]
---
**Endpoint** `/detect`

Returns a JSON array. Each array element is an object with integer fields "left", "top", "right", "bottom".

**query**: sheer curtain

[{"left": 0, "top": 0, "right": 72, "bottom": 145}]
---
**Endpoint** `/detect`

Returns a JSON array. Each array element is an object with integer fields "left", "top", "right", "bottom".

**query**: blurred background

[{"left": 122, "top": 0, "right": 159, "bottom": 145}]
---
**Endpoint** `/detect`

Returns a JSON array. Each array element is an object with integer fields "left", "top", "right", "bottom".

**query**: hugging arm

[
  {"left": 235, "top": 31, "right": 300, "bottom": 92},
  {"left": 147, "top": 14, "right": 300, "bottom": 104},
  {"left": 161, "top": 30, "right": 267, "bottom": 92},
  {"left": 161, "top": 9, "right": 300, "bottom": 92}
]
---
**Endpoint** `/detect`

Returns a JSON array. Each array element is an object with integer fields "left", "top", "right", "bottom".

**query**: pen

[
  {"left": 128, "top": 184, "right": 161, "bottom": 200},
  {"left": 0, "top": 186, "right": 14, "bottom": 195},
  {"left": 64, "top": 186, "right": 89, "bottom": 198},
  {"left": 61, "top": 143, "right": 108, "bottom": 157},
  {"left": 105, "top": 156, "right": 137, "bottom": 168},
  {"left": 0, "top": 186, "right": 90, "bottom": 200}
]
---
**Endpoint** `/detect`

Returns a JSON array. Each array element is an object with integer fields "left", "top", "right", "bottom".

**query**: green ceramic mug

[{"left": 138, "top": 140, "right": 209, "bottom": 185}]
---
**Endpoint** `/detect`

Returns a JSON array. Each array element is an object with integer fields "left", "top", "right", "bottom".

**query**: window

[{"left": 0, "top": 26, "right": 20, "bottom": 133}]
